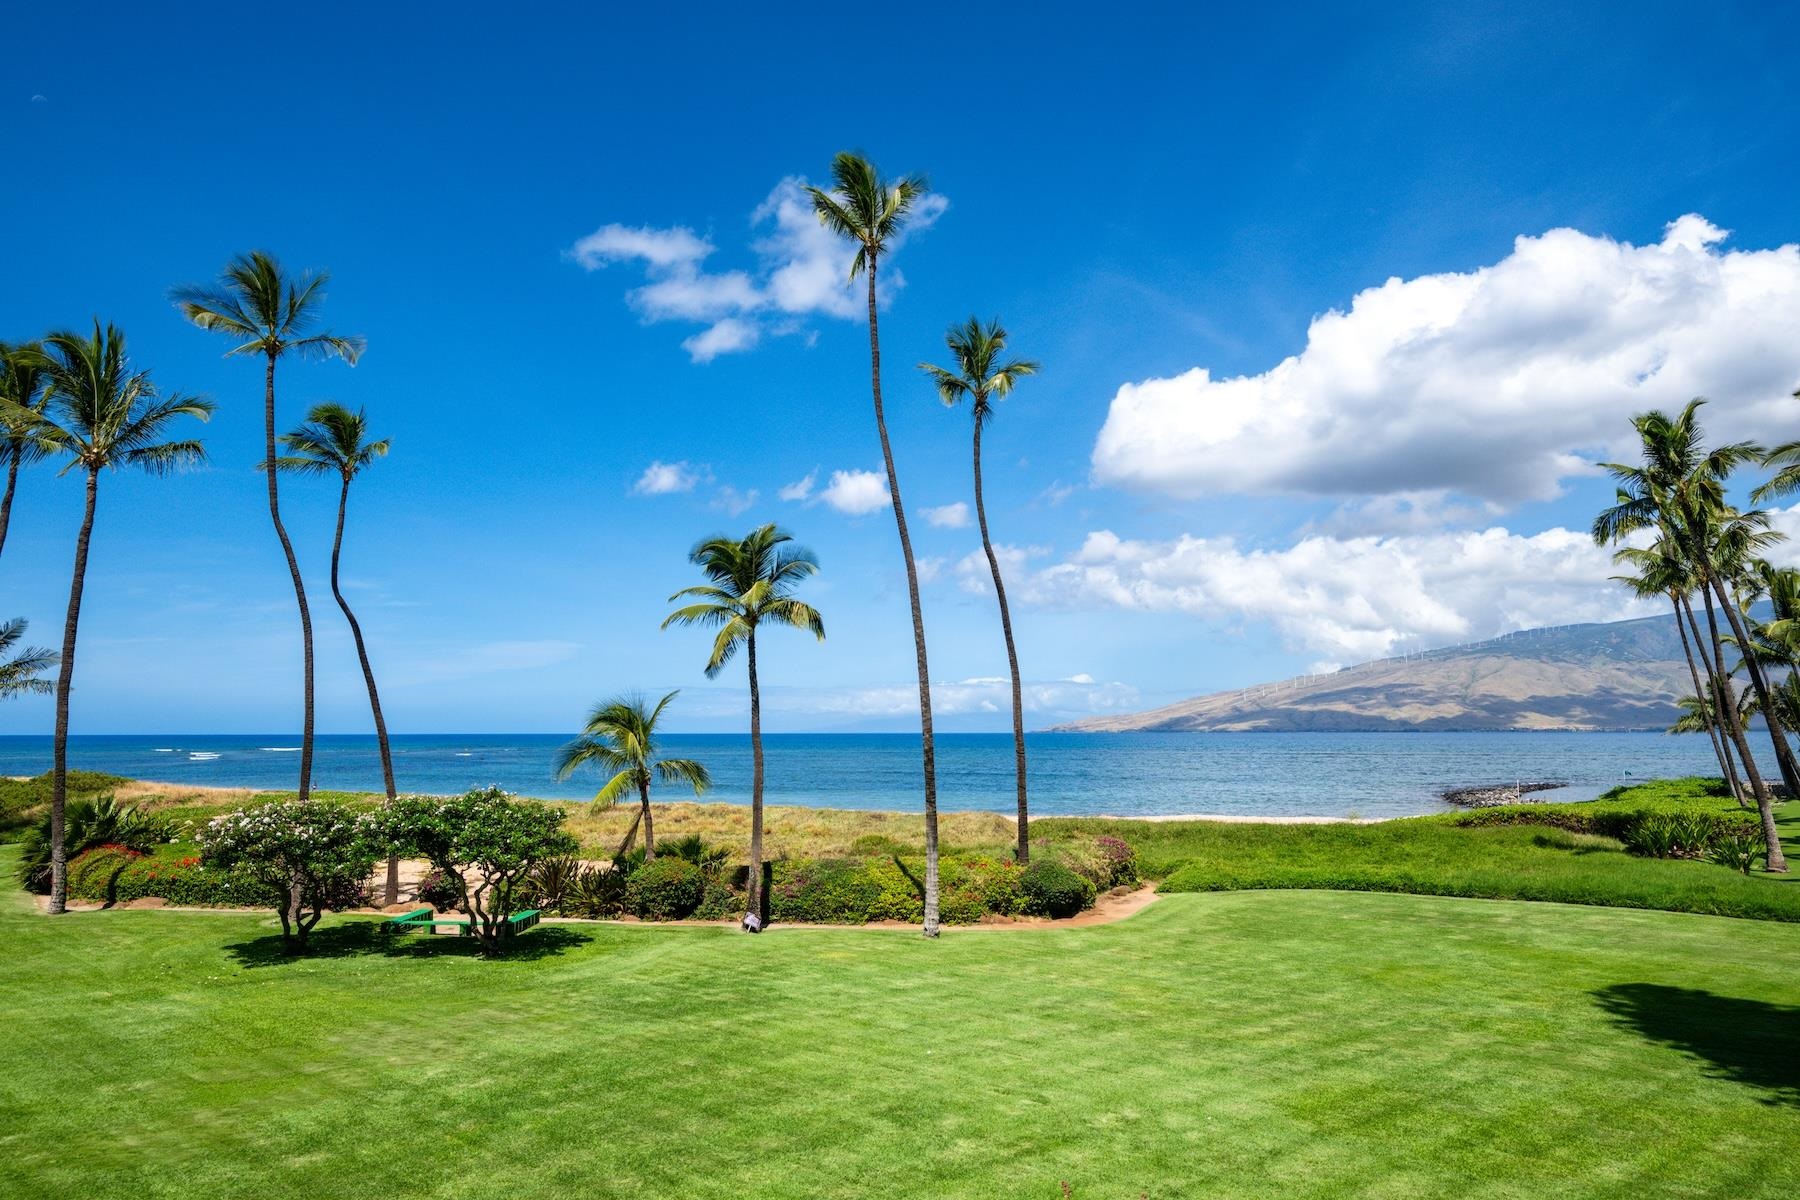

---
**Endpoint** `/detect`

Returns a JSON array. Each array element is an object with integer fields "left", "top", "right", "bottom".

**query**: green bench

[{"left": 383, "top": 907, "right": 540, "bottom": 939}]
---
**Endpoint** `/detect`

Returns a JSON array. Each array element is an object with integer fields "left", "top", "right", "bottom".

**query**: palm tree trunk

[
  {"left": 1699, "top": 585, "right": 1786, "bottom": 871},
  {"left": 746, "top": 627, "right": 765, "bottom": 920},
  {"left": 972, "top": 419, "right": 1029, "bottom": 863},
  {"left": 1708, "top": 575, "right": 1793, "bottom": 870},
  {"left": 264, "top": 352, "right": 315, "bottom": 801},
  {"left": 639, "top": 776, "right": 656, "bottom": 861},
  {"left": 0, "top": 447, "right": 20, "bottom": 562},
  {"left": 1679, "top": 595, "right": 1747, "bottom": 803},
  {"left": 329, "top": 476, "right": 399, "bottom": 903},
  {"left": 1722, "top": 583, "right": 1800, "bottom": 796},
  {"left": 863, "top": 251, "right": 939, "bottom": 936},
  {"left": 1671, "top": 593, "right": 1734, "bottom": 793},
  {"left": 49, "top": 469, "right": 99, "bottom": 915}
]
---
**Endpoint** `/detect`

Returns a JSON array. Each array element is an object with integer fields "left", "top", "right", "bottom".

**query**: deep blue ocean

[{"left": 0, "top": 732, "right": 1739, "bottom": 818}]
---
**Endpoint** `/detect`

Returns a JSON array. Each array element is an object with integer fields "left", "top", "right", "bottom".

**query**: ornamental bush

[
  {"left": 1021, "top": 859, "right": 1095, "bottom": 918},
  {"left": 625, "top": 856, "right": 704, "bottom": 920},
  {"left": 201, "top": 800, "right": 379, "bottom": 951},
  {"left": 67, "top": 843, "right": 284, "bottom": 908}
]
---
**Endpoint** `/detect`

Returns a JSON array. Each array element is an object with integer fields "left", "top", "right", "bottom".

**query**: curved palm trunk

[
  {"left": 864, "top": 252, "right": 940, "bottom": 936},
  {"left": 49, "top": 469, "right": 99, "bottom": 914},
  {"left": 638, "top": 775, "right": 656, "bottom": 861},
  {"left": 330, "top": 476, "right": 399, "bottom": 903},
  {"left": 1699, "top": 586, "right": 1786, "bottom": 871},
  {"left": 1708, "top": 575, "right": 1793, "bottom": 870},
  {"left": 1670, "top": 593, "right": 1734, "bottom": 794},
  {"left": 972, "top": 419, "right": 1029, "bottom": 863},
  {"left": 264, "top": 353, "right": 315, "bottom": 801},
  {"left": 1680, "top": 596, "right": 1748, "bottom": 805},
  {"left": 0, "top": 447, "right": 20, "bottom": 561},
  {"left": 746, "top": 628, "right": 765, "bottom": 920}
]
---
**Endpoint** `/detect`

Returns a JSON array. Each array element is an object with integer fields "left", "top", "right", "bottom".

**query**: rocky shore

[{"left": 1440, "top": 781, "right": 1569, "bottom": 808}]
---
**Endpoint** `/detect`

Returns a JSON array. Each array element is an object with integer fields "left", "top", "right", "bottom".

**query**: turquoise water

[{"left": 0, "top": 732, "right": 1741, "bottom": 818}]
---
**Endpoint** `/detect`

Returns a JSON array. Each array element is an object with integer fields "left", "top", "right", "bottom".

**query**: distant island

[{"left": 1054, "top": 613, "right": 1697, "bottom": 733}]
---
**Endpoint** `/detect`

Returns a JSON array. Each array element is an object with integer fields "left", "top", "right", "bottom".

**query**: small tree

[
  {"left": 200, "top": 800, "right": 378, "bottom": 952},
  {"left": 382, "top": 788, "right": 577, "bottom": 956}
]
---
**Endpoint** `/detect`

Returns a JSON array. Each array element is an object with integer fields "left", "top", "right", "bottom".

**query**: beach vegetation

[
  {"left": 200, "top": 799, "right": 378, "bottom": 951},
  {"left": 553, "top": 691, "right": 710, "bottom": 862}
]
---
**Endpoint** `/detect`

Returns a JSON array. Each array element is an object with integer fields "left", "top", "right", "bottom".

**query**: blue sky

[{"left": 3, "top": 1, "right": 1798, "bottom": 734}]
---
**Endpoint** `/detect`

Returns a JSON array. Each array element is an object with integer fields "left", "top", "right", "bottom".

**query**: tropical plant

[
  {"left": 0, "top": 618, "right": 56, "bottom": 700},
  {"left": 654, "top": 833, "right": 733, "bottom": 875},
  {"left": 553, "top": 691, "right": 710, "bottom": 862},
  {"left": 664, "top": 524, "right": 823, "bottom": 917},
  {"left": 807, "top": 151, "right": 945, "bottom": 935},
  {"left": 21, "top": 323, "right": 211, "bottom": 912},
  {"left": 271, "top": 402, "right": 400, "bottom": 903},
  {"left": 1593, "top": 399, "right": 1788, "bottom": 871},
  {"left": 0, "top": 340, "right": 53, "bottom": 561},
  {"left": 201, "top": 800, "right": 378, "bottom": 952},
  {"left": 16, "top": 796, "right": 172, "bottom": 892},
  {"left": 920, "top": 317, "right": 1040, "bottom": 862},
  {"left": 173, "top": 253, "right": 365, "bottom": 802},
  {"left": 380, "top": 788, "right": 578, "bottom": 956}
]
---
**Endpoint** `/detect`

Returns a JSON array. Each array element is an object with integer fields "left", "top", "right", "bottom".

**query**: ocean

[{"left": 0, "top": 731, "right": 1740, "bottom": 818}]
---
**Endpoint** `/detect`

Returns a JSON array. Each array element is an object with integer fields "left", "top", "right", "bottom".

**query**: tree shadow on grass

[
  {"left": 223, "top": 921, "right": 593, "bottom": 969},
  {"left": 1594, "top": 983, "right": 1800, "bottom": 1106}
]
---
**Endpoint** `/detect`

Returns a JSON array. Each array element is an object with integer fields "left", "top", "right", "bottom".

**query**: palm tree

[
  {"left": 921, "top": 318, "right": 1039, "bottom": 862},
  {"left": 26, "top": 322, "right": 212, "bottom": 912},
  {"left": 664, "top": 524, "right": 824, "bottom": 918},
  {"left": 172, "top": 253, "right": 364, "bottom": 801},
  {"left": 1595, "top": 400, "right": 1788, "bottom": 871},
  {"left": 808, "top": 152, "right": 945, "bottom": 934},
  {"left": 553, "top": 691, "right": 710, "bottom": 862},
  {"left": 0, "top": 341, "right": 54, "bottom": 562},
  {"left": 272, "top": 402, "right": 400, "bottom": 903},
  {"left": 0, "top": 619, "right": 56, "bottom": 699},
  {"left": 1752, "top": 388, "right": 1800, "bottom": 505}
]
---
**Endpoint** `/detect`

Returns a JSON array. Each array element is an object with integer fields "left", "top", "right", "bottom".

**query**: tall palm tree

[
  {"left": 921, "top": 318, "right": 1039, "bottom": 862},
  {"left": 553, "top": 691, "right": 710, "bottom": 861},
  {"left": 172, "top": 253, "right": 364, "bottom": 801},
  {"left": 272, "top": 402, "right": 400, "bottom": 903},
  {"left": 0, "top": 341, "right": 54, "bottom": 562},
  {"left": 0, "top": 618, "right": 56, "bottom": 699},
  {"left": 23, "top": 323, "right": 212, "bottom": 912},
  {"left": 1752, "top": 388, "right": 1800, "bottom": 505},
  {"left": 1595, "top": 400, "right": 1788, "bottom": 870},
  {"left": 808, "top": 152, "right": 945, "bottom": 934},
  {"left": 664, "top": 524, "right": 824, "bottom": 917}
]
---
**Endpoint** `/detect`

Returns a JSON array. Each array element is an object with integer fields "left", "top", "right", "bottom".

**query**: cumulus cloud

[
  {"left": 632, "top": 460, "right": 700, "bottom": 496},
  {"left": 721, "top": 675, "right": 1138, "bottom": 720},
  {"left": 711, "top": 484, "right": 760, "bottom": 517},
  {"left": 819, "top": 469, "right": 891, "bottom": 515},
  {"left": 1015, "top": 525, "right": 1665, "bottom": 663},
  {"left": 955, "top": 544, "right": 1048, "bottom": 595},
  {"left": 568, "top": 177, "right": 946, "bottom": 362},
  {"left": 1092, "top": 216, "right": 1800, "bottom": 505},
  {"left": 923, "top": 501, "right": 970, "bottom": 528}
]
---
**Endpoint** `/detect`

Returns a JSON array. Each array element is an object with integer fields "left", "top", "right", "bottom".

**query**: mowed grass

[{"left": 3, "top": 847, "right": 1798, "bottom": 1199}]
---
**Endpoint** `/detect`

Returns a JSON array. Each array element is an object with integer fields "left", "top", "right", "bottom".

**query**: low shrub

[
  {"left": 16, "top": 796, "right": 174, "bottom": 891},
  {"left": 693, "top": 877, "right": 746, "bottom": 920},
  {"left": 941, "top": 855, "right": 1026, "bottom": 920},
  {"left": 415, "top": 868, "right": 461, "bottom": 911},
  {"left": 1021, "top": 860, "right": 1095, "bottom": 918},
  {"left": 770, "top": 858, "right": 882, "bottom": 924},
  {"left": 66, "top": 843, "right": 287, "bottom": 908},
  {"left": 1092, "top": 836, "right": 1139, "bottom": 888},
  {"left": 525, "top": 856, "right": 582, "bottom": 911},
  {"left": 1709, "top": 830, "right": 1767, "bottom": 875},
  {"left": 564, "top": 863, "right": 629, "bottom": 918},
  {"left": 1619, "top": 812, "right": 1758, "bottom": 859},
  {"left": 625, "top": 856, "right": 704, "bottom": 920}
]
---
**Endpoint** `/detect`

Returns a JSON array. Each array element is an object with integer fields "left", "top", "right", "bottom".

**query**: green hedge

[
  {"left": 67, "top": 843, "right": 283, "bottom": 908},
  {"left": 625, "top": 856, "right": 704, "bottom": 920}
]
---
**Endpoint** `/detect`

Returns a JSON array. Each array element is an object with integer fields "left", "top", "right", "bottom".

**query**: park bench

[{"left": 383, "top": 907, "right": 540, "bottom": 939}]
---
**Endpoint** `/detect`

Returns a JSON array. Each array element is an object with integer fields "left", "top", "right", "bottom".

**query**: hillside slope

[{"left": 1059, "top": 613, "right": 1699, "bottom": 732}]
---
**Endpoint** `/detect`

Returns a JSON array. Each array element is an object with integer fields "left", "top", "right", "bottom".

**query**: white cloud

[
  {"left": 1017, "top": 525, "right": 1664, "bottom": 663},
  {"left": 682, "top": 318, "right": 760, "bottom": 362},
  {"left": 711, "top": 484, "right": 760, "bottom": 517},
  {"left": 1092, "top": 215, "right": 1800, "bottom": 505},
  {"left": 632, "top": 460, "right": 700, "bottom": 496},
  {"left": 569, "top": 176, "right": 946, "bottom": 360},
  {"left": 700, "top": 674, "right": 1138, "bottom": 720},
  {"left": 955, "top": 544, "right": 1048, "bottom": 595},
  {"left": 778, "top": 471, "right": 817, "bottom": 502},
  {"left": 567, "top": 224, "right": 711, "bottom": 271},
  {"left": 923, "top": 501, "right": 970, "bottom": 528},
  {"left": 819, "top": 468, "right": 891, "bottom": 515}
]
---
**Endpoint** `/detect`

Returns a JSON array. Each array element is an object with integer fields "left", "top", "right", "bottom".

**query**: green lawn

[{"left": 3, "top": 847, "right": 1797, "bottom": 1199}]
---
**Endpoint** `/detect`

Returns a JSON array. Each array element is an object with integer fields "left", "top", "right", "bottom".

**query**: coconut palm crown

[{"left": 554, "top": 691, "right": 710, "bottom": 861}]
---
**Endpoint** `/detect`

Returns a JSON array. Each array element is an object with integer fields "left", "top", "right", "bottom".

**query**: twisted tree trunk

[
  {"left": 264, "top": 352, "right": 315, "bottom": 801},
  {"left": 49, "top": 468, "right": 99, "bottom": 914},
  {"left": 863, "top": 251, "right": 939, "bottom": 936}
]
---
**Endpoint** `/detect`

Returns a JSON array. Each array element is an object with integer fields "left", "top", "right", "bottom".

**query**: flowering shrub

[
  {"left": 1093, "top": 836, "right": 1139, "bottom": 888},
  {"left": 69, "top": 843, "right": 287, "bottom": 908},
  {"left": 415, "top": 867, "right": 461, "bottom": 911},
  {"left": 379, "top": 788, "right": 578, "bottom": 956},
  {"left": 624, "top": 856, "right": 704, "bottom": 920},
  {"left": 1021, "top": 860, "right": 1095, "bottom": 918},
  {"left": 201, "top": 800, "right": 379, "bottom": 951}
]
